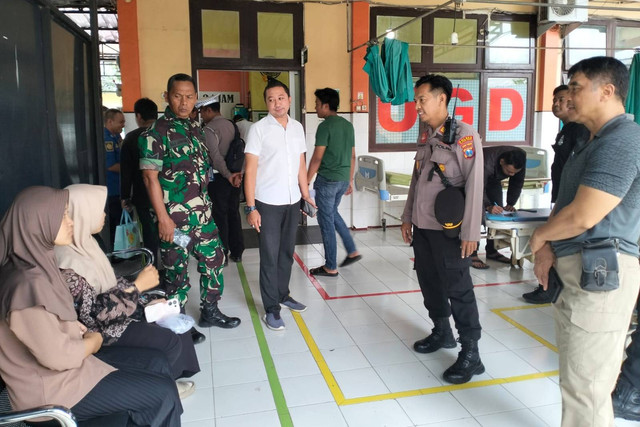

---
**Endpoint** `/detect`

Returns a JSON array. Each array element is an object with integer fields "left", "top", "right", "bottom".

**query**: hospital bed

[
  {"left": 485, "top": 208, "right": 551, "bottom": 267},
  {"left": 354, "top": 155, "right": 411, "bottom": 231},
  {"left": 354, "top": 147, "right": 550, "bottom": 234}
]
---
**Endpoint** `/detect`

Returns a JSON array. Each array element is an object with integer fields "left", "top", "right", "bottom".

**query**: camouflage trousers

[{"left": 160, "top": 219, "right": 225, "bottom": 306}]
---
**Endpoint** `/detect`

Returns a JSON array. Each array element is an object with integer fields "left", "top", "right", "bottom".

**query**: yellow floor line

[
  {"left": 292, "top": 303, "right": 559, "bottom": 406},
  {"left": 491, "top": 304, "right": 558, "bottom": 352}
]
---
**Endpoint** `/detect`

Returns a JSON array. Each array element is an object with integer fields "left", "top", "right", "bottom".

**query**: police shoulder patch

[
  {"left": 457, "top": 135, "right": 473, "bottom": 146},
  {"left": 105, "top": 142, "right": 114, "bottom": 152}
]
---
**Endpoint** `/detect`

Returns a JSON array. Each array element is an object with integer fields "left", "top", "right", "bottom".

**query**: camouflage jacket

[{"left": 139, "top": 107, "right": 212, "bottom": 227}]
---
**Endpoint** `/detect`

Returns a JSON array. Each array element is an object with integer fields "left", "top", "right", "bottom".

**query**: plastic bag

[{"left": 156, "top": 313, "right": 195, "bottom": 334}]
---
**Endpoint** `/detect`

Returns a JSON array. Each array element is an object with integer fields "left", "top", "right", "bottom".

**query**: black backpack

[{"left": 225, "top": 120, "right": 245, "bottom": 173}]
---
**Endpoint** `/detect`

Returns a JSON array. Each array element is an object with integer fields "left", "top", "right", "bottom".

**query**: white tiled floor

[{"left": 179, "top": 228, "right": 640, "bottom": 426}]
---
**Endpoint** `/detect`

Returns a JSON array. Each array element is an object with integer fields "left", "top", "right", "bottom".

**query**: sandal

[
  {"left": 471, "top": 257, "right": 490, "bottom": 270},
  {"left": 309, "top": 266, "right": 339, "bottom": 277},
  {"left": 339, "top": 254, "right": 362, "bottom": 267},
  {"left": 486, "top": 252, "right": 512, "bottom": 264}
]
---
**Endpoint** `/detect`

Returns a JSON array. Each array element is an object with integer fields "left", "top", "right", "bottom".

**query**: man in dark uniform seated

[{"left": 471, "top": 146, "right": 526, "bottom": 269}]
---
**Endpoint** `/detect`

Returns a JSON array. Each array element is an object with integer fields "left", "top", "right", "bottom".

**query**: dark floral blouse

[{"left": 60, "top": 269, "right": 144, "bottom": 345}]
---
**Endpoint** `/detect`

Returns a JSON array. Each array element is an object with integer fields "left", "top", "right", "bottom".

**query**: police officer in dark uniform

[{"left": 401, "top": 74, "right": 485, "bottom": 384}]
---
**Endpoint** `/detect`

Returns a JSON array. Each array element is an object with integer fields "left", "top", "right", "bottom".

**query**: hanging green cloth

[
  {"left": 625, "top": 52, "right": 640, "bottom": 125},
  {"left": 363, "top": 39, "right": 414, "bottom": 105}
]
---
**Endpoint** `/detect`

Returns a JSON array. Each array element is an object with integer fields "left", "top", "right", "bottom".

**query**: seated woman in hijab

[
  {"left": 0, "top": 186, "right": 182, "bottom": 426},
  {"left": 54, "top": 184, "right": 199, "bottom": 396}
]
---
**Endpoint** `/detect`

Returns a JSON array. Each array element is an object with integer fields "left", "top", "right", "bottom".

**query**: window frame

[
  {"left": 368, "top": 7, "right": 536, "bottom": 153},
  {"left": 189, "top": 0, "right": 304, "bottom": 72},
  {"left": 563, "top": 19, "right": 640, "bottom": 70}
]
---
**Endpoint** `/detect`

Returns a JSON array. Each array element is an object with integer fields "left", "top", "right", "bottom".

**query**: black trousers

[
  {"left": 72, "top": 347, "right": 182, "bottom": 426},
  {"left": 134, "top": 203, "right": 160, "bottom": 264},
  {"left": 484, "top": 182, "right": 504, "bottom": 255},
  {"left": 621, "top": 295, "right": 640, "bottom": 389},
  {"left": 256, "top": 200, "right": 299, "bottom": 314},
  {"left": 111, "top": 320, "right": 200, "bottom": 379},
  {"left": 209, "top": 175, "right": 244, "bottom": 258},
  {"left": 107, "top": 195, "right": 122, "bottom": 251},
  {"left": 413, "top": 227, "right": 482, "bottom": 340}
]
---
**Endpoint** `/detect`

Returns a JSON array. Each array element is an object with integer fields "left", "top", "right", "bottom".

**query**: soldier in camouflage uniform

[{"left": 140, "top": 73, "right": 241, "bottom": 335}]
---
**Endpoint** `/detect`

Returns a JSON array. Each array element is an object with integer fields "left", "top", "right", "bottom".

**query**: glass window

[
  {"left": 487, "top": 21, "right": 531, "bottom": 64},
  {"left": 434, "top": 17, "right": 477, "bottom": 64},
  {"left": 446, "top": 73, "right": 480, "bottom": 130},
  {"left": 201, "top": 10, "right": 240, "bottom": 58},
  {"left": 615, "top": 26, "right": 640, "bottom": 67},
  {"left": 376, "top": 15, "right": 422, "bottom": 62},
  {"left": 566, "top": 25, "right": 606, "bottom": 67},
  {"left": 257, "top": 12, "right": 293, "bottom": 59},
  {"left": 486, "top": 77, "right": 528, "bottom": 142}
]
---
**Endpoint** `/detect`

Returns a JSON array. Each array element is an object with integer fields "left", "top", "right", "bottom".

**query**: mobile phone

[
  {"left": 300, "top": 199, "right": 317, "bottom": 218},
  {"left": 547, "top": 266, "right": 564, "bottom": 303}
]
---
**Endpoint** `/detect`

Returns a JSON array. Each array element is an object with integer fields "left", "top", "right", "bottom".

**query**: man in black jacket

[
  {"left": 522, "top": 85, "right": 590, "bottom": 303},
  {"left": 471, "top": 146, "right": 526, "bottom": 269},
  {"left": 120, "top": 98, "right": 159, "bottom": 260}
]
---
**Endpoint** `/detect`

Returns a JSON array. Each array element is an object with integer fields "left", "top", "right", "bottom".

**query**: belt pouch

[{"left": 580, "top": 238, "right": 619, "bottom": 292}]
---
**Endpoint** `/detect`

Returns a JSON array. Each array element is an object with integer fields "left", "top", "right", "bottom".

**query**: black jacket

[
  {"left": 120, "top": 126, "right": 151, "bottom": 209},
  {"left": 551, "top": 122, "right": 590, "bottom": 203},
  {"left": 483, "top": 146, "right": 526, "bottom": 208}
]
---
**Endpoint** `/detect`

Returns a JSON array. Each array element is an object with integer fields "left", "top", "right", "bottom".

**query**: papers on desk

[{"left": 485, "top": 208, "right": 551, "bottom": 222}]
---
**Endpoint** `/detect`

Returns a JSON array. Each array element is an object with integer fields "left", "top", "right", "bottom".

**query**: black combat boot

[
  {"left": 613, "top": 375, "right": 640, "bottom": 421},
  {"left": 413, "top": 317, "right": 457, "bottom": 354},
  {"left": 199, "top": 302, "right": 241, "bottom": 329},
  {"left": 443, "top": 338, "right": 485, "bottom": 384}
]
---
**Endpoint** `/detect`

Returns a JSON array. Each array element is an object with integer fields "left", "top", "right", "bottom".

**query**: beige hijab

[
  {"left": 0, "top": 186, "right": 77, "bottom": 321},
  {"left": 54, "top": 184, "right": 118, "bottom": 293}
]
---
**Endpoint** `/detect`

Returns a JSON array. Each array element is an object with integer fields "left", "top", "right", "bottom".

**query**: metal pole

[{"left": 348, "top": 0, "right": 456, "bottom": 53}]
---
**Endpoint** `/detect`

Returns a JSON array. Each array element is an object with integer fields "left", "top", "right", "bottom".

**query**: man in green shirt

[{"left": 307, "top": 88, "right": 361, "bottom": 276}]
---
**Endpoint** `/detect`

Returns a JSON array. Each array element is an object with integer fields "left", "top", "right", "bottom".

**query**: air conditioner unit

[{"left": 539, "top": 0, "right": 588, "bottom": 24}]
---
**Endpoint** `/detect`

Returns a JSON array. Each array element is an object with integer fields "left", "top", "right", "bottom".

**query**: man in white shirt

[{"left": 244, "top": 79, "right": 315, "bottom": 331}]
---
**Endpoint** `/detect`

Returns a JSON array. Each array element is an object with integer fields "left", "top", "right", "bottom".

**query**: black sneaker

[{"left": 522, "top": 285, "right": 553, "bottom": 304}]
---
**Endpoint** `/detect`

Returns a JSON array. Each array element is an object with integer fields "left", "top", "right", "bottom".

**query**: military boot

[
  {"left": 613, "top": 375, "right": 640, "bottom": 421},
  {"left": 199, "top": 302, "right": 241, "bottom": 329},
  {"left": 413, "top": 317, "right": 457, "bottom": 354},
  {"left": 443, "top": 338, "right": 485, "bottom": 384}
]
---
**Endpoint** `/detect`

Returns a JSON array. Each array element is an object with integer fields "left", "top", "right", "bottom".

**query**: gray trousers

[{"left": 256, "top": 200, "right": 299, "bottom": 314}]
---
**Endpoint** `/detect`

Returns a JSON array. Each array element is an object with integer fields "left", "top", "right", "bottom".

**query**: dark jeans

[
  {"left": 256, "top": 200, "right": 299, "bottom": 314},
  {"left": 413, "top": 227, "right": 481, "bottom": 340},
  {"left": 209, "top": 174, "right": 244, "bottom": 258},
  {"left": 482, "top": 182, "right": 503, "bottom": 256},
  {"left": 314, "top": 175, "right": 357, "bottom": 270}
]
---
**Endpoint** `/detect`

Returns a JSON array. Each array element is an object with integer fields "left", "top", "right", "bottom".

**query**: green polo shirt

[{"left": 316, "top": 115, "right": 355, "bottom": 182}]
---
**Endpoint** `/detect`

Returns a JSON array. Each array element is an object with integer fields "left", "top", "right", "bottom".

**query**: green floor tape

[{"left": 236, "top": 262, "right": 293, "bottom": 427}]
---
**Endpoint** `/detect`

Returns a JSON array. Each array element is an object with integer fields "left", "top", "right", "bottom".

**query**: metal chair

[{"left": 0, "top": 405, "right": 76, "bottom": 427}]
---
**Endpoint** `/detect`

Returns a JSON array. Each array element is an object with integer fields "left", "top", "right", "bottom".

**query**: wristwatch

[{"left": 244, "top": 205, "right": 257, "bottom": 215}]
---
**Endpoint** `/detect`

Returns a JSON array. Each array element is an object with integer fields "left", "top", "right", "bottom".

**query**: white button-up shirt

[{"left": 245, "top": 114, "right": 306, "bottom": 206}]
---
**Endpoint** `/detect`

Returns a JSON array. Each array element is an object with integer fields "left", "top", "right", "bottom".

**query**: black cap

[{"left": 434, "top": 186, "right": 465, "bottom": 239}]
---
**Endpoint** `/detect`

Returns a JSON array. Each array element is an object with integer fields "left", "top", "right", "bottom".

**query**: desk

[{"left": 485, "top": 208, "right": 551, "bottom": 267}]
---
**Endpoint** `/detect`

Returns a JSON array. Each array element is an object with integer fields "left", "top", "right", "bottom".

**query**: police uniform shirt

[
  {"left": 104, "top": 127, "right": 122, "bottom": 197},
  {"left": 401, "top": 120, "right": 484, "bottom": 241},
  {"left": 203, "top": 116, "right": 235, "bottom": 179}
]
